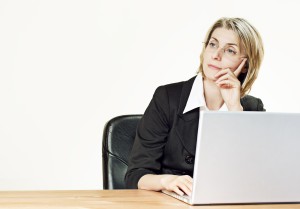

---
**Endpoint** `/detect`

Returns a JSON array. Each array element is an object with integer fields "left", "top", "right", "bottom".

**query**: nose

[{"left": 211, "top": 48, "right": 223, "bottom": 60}]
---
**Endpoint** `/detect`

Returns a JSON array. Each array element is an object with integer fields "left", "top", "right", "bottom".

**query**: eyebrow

[{"left": 210, "top": 37, "right": 238, "bottom": 47}]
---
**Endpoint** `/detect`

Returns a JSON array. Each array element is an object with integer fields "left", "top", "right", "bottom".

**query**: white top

[{"left": 183, "top": 74, "right": 228, "bottom": 114}]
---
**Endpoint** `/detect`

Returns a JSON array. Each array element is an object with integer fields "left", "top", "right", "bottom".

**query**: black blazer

[{"left": 125, "top": 76, "right": 265, "bottom": 189}]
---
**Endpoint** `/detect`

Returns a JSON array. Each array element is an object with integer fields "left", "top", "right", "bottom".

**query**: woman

[{"left": 125, "top": 17, "right": 265, "bottom": 196}]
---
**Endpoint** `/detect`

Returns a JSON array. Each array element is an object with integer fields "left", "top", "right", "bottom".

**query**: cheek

[
  {"left": 223, "top": 60, "right": 241, "bottom": 72},
  {"left": 202, "top": 52, "right": 210, "bottom": 66}
]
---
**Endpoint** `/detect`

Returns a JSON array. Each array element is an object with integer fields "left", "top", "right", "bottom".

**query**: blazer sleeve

[
  {"left": 257, "top": 98, "right": 266, "bottom": 111},
  {"left": 241, "top": 96, "right": 266, "bottom": 111},
  {"left": 125, "top": 86, "right": 170, "bottom": 189}
]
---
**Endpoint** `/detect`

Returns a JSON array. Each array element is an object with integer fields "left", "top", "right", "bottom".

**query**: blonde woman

[{"left": 125, "top": 17, "right": 265, "bottom": 196}]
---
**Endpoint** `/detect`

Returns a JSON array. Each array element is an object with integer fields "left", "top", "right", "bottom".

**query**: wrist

[
  {"left": 227, "top": 104, "right": 243, "bottom": 111},
  {"left": 160, "top": 175, "right": 173, "bottom": 189}
]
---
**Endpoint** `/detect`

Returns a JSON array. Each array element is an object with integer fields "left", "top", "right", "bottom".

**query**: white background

[{"left": 0, "top": 0, "right": 299, "bottom": 190}]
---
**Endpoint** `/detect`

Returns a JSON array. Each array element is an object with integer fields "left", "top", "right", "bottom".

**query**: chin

[{"left": 203, "top": 71, "right": 217, "bottom": 82}]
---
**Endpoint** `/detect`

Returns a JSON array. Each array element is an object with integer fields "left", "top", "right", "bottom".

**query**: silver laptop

[{"left": 162, "top": 111, "right": 300, "bottom": 205}]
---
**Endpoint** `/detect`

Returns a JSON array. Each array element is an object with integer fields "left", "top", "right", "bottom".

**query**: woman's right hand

[{"left": 160, "top": 175, "right": 193, "bottom": 196}]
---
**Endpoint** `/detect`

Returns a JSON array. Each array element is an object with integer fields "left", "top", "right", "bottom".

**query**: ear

[
  {"left": 238, "top": 71, "right": 247, "bottom": 84},
  {"left": 241, "top": 61, "right": 249, "bottom": 73},
  {"left": 241, "top": 67, "right": 248, "bottom": 73}
]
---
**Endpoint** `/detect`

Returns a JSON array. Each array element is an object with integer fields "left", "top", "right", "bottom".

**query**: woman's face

[{"left": 202, "top": 27, "right": 246, "bottom": 81}]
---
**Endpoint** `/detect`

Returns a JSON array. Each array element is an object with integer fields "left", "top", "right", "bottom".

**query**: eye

[
  {"left": 208, "top": 41, "right": 217, "bottom": 48},
  {"left": 225, "top": 48, "right": 237, "bottom": 55}
]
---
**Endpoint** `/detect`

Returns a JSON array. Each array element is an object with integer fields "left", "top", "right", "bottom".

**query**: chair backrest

[{"left": 102, "top": 115, "right": 142, "bottom": 189}]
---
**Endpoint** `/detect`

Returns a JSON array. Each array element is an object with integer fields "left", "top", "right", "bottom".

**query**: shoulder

[
  {"left": 154, "top": 76, "right": 196, "bottom": 98},
  {"left": 151, "top": 76, "right": 196, "bottom": 114},
  {"left": 241, "top": 95, "right": 265, "bottom": 111}
]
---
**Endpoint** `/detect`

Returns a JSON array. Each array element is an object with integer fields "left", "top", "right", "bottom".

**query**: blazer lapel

[{"left": 174, "top": 76, "right": 199, "bottom": 156}]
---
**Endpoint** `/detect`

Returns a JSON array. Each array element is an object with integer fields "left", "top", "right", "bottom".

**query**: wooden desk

[{"left": 0, "top": 190, "right": 299, "bottom": 209}]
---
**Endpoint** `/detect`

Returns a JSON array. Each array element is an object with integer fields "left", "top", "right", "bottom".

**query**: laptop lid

[{"left": 191, "top": 111, "right": 300, "bottom": 205}]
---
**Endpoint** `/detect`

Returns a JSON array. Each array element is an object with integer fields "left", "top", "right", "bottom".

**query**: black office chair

[{"left": 102, "top": 115, "right": 142, "bottom": 189}]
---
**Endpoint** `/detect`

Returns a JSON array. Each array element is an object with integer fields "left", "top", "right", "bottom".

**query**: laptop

[{"left": 162, "top": 111, "right": 300, "bottom": 205}]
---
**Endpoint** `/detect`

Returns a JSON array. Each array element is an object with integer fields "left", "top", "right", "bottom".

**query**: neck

[{"left": 203, "top": 78, "right": 224, "bottom": 110}]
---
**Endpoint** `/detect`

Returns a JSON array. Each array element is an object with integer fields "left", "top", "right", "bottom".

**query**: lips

[{"left": 208, "top": 64, "right": 221, "bottom": 70}]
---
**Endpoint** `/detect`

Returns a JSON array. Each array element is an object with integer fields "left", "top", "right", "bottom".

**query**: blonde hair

[{"left": 198, "top": 17, "right": 264, "bottom": 97}]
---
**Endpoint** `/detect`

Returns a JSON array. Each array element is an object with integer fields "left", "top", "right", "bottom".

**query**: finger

[
  {"left": 185, "top": 181, "right": 193, "bottom": 193},
  {"left": 233, "top": 58, "right": 247, "bottom": 77},
  {"left": 214, "top": 68, "right": 231, "bottom": 79},
  {"left": 183, "top": 175, "right": 193, "bottom": 183},
  {"left": 215, "top": 73, "right": 231, "bottom": 84},
  {"left": 217, "top": 80, "right": 238, "bottom": 89},
  {"left": 173, "top": 187, "right": 184, "bottom": 196},
  {"left": 180, "top": 176, "right": 193, "bottom": 193},
  {"left": 216, "top": 72, "right": 238, "bottom": 84},
  {"left": 177, "top": 179, "right": 192, "bottom": 195},
  {"left": 177, "top": 183, "right": 192, "bottom": 196}
]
